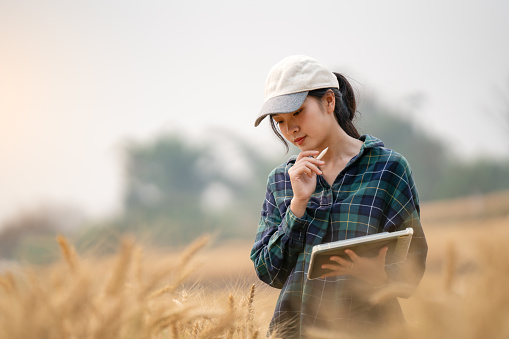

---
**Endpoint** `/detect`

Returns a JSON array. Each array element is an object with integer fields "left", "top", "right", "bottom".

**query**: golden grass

[
  {"left": 0, "top": 233, "right": 280, "bottom": 339},
  {"left": 1, "top": 190, "right": 509, "bottom": 338}
]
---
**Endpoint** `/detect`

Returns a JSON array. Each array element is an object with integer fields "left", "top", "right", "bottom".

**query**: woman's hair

[{"left": 270, "top": 72, "right": 360, "bottom": 153}]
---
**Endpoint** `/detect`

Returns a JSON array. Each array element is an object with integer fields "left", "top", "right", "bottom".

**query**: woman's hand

[
  {"left": 289, "top": 151, "right": 324, "bottom": 217},
  {"left": 320, "top": 247, "right": 389, "bottom": 285}
]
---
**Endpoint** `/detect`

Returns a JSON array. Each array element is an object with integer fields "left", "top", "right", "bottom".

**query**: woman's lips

[{"left": 295, "top": 136, "right": 306, "bottom": 145}]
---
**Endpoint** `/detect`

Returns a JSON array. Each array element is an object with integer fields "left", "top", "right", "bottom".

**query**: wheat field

[{"left": 1, "top": 191, "right": 509, "bottom": 338}]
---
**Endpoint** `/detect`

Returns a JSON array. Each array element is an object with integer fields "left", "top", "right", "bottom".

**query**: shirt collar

[{"left": 359, "top": 134, "right": 385, "bottom": 150}]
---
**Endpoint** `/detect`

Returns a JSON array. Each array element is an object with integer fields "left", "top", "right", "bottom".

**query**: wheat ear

[
  {"left": 225, "top": 294, "right": 235, "bottom": 339},
  {"left": 57, "top": 235, "right": 78, "bottom": 273},
  {"left": 246, "top": 284, "right": 256, "bottom": 337},
  {"left": 0, "top": 272, "right": 16, "bottom": 293}
]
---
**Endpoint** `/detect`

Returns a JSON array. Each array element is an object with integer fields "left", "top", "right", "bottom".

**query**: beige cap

[{"left": 254, "top": 55, "right": 339, "bottom": 127}]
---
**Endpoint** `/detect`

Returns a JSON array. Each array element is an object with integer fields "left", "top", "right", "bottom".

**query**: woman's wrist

[{"left": 290, "top": 197, "right": 309, "bottom": 218}]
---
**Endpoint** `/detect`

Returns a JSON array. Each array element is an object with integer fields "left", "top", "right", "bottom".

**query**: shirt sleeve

[
  {"left": 250, "top": 178, "right": 309, "bottom": 289},
  {"left": 383, "top": 158, "right": 428, "bottom": 298}
]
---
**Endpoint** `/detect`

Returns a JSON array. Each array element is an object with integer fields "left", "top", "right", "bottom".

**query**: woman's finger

[
  {"left": 329, "top": 255, "right": 352, "bottom": 267},
  {"left": 292, "top": 160, "right": 323, "bottom": 176},
  {"left": 301, "top": 166, "right": 314, "bottom": 178},
  {"left": 320, "top": 264, "right": 349, "bottom": 278},
  {"left": 296, "top": 150, "right": 319, "bottom": 161},
  {"left": 290, "top": 165, "right": 318, "bottom": 178},
  {"left": 321, "top": 264, "right": 343, "bottom": 271},
  {"left": 295, "top": 156, "right": 325, "bottom": 168},
  {"left": 344, "top": 249, "right": 360, "bottom": 262},
  {"left": 320, "top": 271, "right": 347, "bottom": 279},
  {"left": 291, "top": 163, "right": 313, "bottom": 177},
  {"left": 377, "top": 247, "right": 389, "bottom": 263},
  {"left": 320, "top": 265, "right": 353, "bottom": 278}
]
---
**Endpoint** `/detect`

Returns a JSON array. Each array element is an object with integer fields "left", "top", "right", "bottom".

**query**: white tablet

[{"left": 307, "top": 227, "right": 414, "bottom": 280}]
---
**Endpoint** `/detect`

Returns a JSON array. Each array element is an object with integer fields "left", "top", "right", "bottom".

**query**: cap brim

[{"left": 254, "top": 91, "right": 308, "bottom": 127}]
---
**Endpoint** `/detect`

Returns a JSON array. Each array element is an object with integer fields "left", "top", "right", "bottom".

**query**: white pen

[{"left": 316, "top": 147, "right": 329, "bottom": 160}]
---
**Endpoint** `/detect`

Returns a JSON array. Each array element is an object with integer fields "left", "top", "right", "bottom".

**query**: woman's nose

[{"left": 286, "top": 120, "right": 299, "bottom": 135}]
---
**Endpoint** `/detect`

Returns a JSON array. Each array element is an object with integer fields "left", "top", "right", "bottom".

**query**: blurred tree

[
  {"left": 117, "top": 132, "right": 278, "bottom": 246},
  {"left": 120, "top": 136, "right": 210, "bottom": 245},
  {"left": 0, "top": 205, "right": 83, "bottom": 261},
  {"left": 437, "top": 159, "right": 509, "bottom": 200}
]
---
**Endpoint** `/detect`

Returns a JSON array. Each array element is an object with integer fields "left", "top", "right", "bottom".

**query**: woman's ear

[{"left": 324, "top": 90, "right": 335, "bottom": 114}]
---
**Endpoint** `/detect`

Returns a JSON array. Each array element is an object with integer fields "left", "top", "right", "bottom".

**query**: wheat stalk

[
  {"left": 0, "top": 272, "right": 16, "bottom": 293},
  {"left": 57, "top": 234, "right": 78, "bottom": 273},
  {"left": 178, "top": 235, "right": 210, "bottom": 266},
  {"left": 132, "top": 244, "right": 143, "bottom": 288},
  {"left": 225, "top": 294, "right": 235, "bottom": 339},
  {"left": 104, "top": 237, "right": 134, "bottom": 296},
  {"left": 191, "top": 321, "right": 201, "bottom": 338},
  {"left": 150, "top": 283, "right": 177, "bottom": 300},
  {"left": 171, "top": 322, "right": 179, "bottom": 339},
  {"left": 246, "top": 283, "right": 256, "bottom": 337}
]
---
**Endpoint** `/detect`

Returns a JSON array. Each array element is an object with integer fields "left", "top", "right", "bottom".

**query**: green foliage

[
  {"left": 115, "top": 132, "right": 278, "bottom": 247},
  {"left": 436, "top": 159, "right": 509, "bottom": 200},
  {"left": 14, "top": 235, "right": 61, "bottom": 265},
  {"left": 120, "top": 137, "right": 208, "bottom": 244},
  {"left": 0, "top": 206, "right": 79, "bottom": 261}
]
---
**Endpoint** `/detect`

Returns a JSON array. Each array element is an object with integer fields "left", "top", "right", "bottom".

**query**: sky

[{"left": 1, "top": 0, "right": 508, "bottom": 226}]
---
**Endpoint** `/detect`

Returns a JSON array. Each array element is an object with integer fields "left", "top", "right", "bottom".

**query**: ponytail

[
  {"left": 308, "top": 72, "right": 360, "bottom": 139},
  {"left": 334, "top": 72, "right": 357, "bottom": 122}
]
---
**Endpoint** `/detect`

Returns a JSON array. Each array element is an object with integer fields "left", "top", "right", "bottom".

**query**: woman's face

[{"left": 272, "top": 93, "right": 334, "bottom": 151}]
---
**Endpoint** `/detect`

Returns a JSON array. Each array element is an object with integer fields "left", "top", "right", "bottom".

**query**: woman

[{"left": 250, "top": 55, "right": 427, "bottom": 338}]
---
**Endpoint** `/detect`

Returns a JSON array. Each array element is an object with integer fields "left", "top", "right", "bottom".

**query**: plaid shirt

[{"left": 250, "top": 135, "right": 427, "bottom": 338}]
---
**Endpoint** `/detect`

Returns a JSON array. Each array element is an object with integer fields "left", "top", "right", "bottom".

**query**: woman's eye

[
  {"left": 293, "top": 110, "right": 301, "bottom": 116},
  {"left": 276, "top": 120, "right": 284, "bottom": 125}
]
